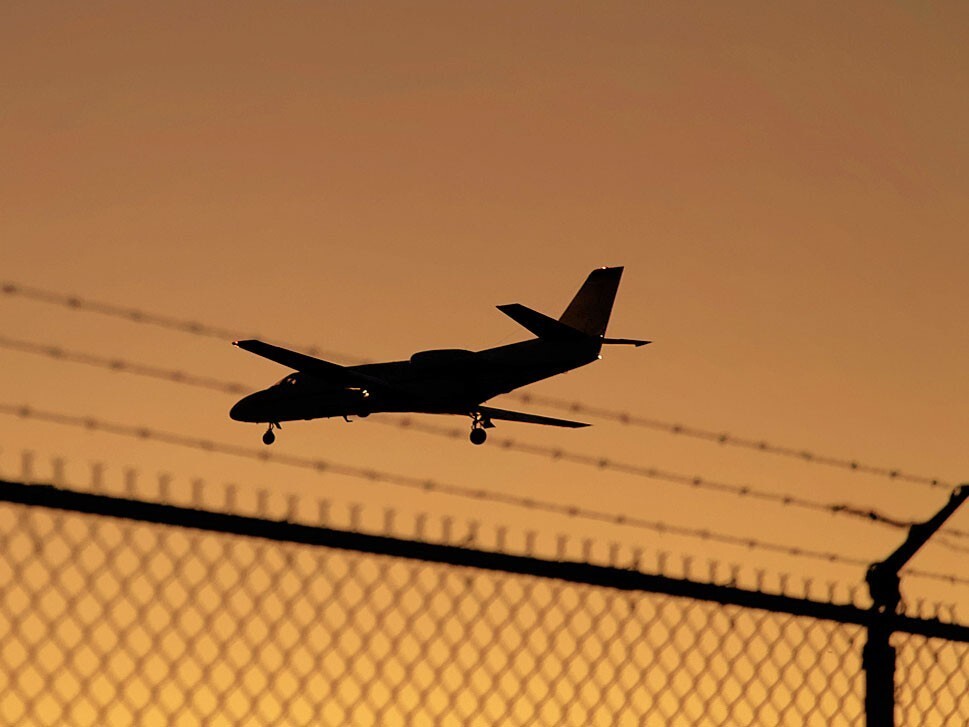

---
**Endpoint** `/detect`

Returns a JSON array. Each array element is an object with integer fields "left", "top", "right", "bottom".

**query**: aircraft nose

[{"left": 229, "top": 393, "right": 262, "bottom": 422}]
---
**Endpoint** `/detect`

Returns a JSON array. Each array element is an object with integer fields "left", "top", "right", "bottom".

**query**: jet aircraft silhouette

[{"left": 229, "top": 267, "right": 648, "bottom": 445}]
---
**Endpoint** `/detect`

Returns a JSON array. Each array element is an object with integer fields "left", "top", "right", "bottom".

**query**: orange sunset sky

[{"left": 2, "top": 1, "right": 969, "bottom": 610}]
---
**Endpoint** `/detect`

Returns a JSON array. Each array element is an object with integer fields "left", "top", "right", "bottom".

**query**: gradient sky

[{"left": 2, "top": 1, "right": 969, "bottom": 610}]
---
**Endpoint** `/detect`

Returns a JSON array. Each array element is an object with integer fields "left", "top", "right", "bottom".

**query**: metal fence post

[
  {"left": 863, "top": 568, "right": 898, "bottom": 727},
  {"left": 864, "top": 484, "right": 968, "bottom": 726}
]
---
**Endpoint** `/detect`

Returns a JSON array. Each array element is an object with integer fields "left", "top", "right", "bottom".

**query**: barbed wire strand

[
  {"left": 0, "top": 334, "right": 248, "bottom": 394},
  {"left": 381, "top": 416, "right": 969, "bottom": 542},
  {"left": 0, "top": 281, "right": 361, "bottom": 363},
  {"left": 509, "top": 392, "right": 952, "bottom": 489},
  {"left": 936, "top": 536, "right": 969, "bottom": 555},
  {"left": 5, "top": 333, "right": 965, "bottom": 546},
  {"left": 508, "top": 391, "right": 952, "bottom": 490},
  {"left": 1, "top": 280, "right": 950, "bottom": 490},
  {"left": 3, "top": 403, "right": 968, "bottom": 588}
]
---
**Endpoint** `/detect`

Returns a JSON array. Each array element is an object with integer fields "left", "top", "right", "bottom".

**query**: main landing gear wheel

[
  {"left": 469, "top": 412, "right": 492, "bottom": 445},
  {"left": 262, "top": 422, "right": 280, "bottom": 446}
]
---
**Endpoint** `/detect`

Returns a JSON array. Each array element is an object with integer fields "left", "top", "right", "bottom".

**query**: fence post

[
  {"left": 863, "top": 570, "right": 898, "bottom": 726},
  {"left": 864, "top": 484, "right": 967, "bottom": 726}
]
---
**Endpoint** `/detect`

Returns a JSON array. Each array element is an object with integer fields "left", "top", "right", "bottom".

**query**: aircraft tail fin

[{"left": 559, "top": 267, "right": 623, "bottom": 337}]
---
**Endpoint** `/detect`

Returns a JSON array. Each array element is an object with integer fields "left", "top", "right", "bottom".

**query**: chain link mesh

[
  {"left": 896, "top": 632, "right": 969, "bottom": 726},
  {"left": 0, "top": 499, "right": 964, "bottom": 725}
]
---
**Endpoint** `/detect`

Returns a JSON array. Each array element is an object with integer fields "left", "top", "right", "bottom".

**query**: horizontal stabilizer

[
  {"left": 233, "top": 340, "right": 383, "bottom": 389},
  {"left": 497, "top": 304, "right": 590, "bottom": 342},
  {"left": 478, "top": 405, "right": 589, "bottom": 428},
  {"left": 602, "top": 337, "right": 651, "bottom": 347}
]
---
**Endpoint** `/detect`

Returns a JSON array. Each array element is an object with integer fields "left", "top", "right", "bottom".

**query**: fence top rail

[{"left": 2, "top": 478, "right": 967, "bottom": 642}]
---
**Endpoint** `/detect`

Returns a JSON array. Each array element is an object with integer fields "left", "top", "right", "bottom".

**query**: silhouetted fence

[{"left": 0, "top": 479, "right": 967, "bottom": 725}]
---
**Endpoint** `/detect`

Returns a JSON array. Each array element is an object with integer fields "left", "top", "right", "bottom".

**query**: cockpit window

[{"left": 274, "top": 374, "right": 300, "bottom": 386}]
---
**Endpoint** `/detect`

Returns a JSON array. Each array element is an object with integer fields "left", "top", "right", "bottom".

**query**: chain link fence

[
  {"left": 0, "top": 487, "right": 966, "bottom": 725},
  {"left": 895, "top": 634, "right": 969, "bottom": 725}
]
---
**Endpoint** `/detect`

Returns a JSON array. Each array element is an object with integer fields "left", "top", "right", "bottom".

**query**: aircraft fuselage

[{"left": 229, "top": 338, "right": 600, "bottom": 424}]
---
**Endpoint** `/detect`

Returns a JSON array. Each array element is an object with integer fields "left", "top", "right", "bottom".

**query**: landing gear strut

[
  {"left": 469, "top": 412, "right": 493, "bottom": 445},
  {"left": 262, "top": 422, "right": 280, "bottom": 446}
]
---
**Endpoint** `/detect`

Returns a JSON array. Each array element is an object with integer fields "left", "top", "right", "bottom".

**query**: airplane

[{"left": 229, "top": 266, "right": 648, "bottom": 445}]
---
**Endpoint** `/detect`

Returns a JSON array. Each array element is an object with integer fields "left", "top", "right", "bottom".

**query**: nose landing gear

[
  {"left": 469, "top": 412, "right": 494, "bottom": 445},
  {"left": 262, "top": 422, "right": 281, "bottom": 446}
]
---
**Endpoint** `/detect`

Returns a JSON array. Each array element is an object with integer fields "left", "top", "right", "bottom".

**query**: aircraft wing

[
  {"left": 478, "top": 405, "right": 589, "bottom": 428},
  {"left": 233, "top": 339, "right": 385, "bottom": 389}
]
